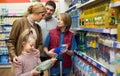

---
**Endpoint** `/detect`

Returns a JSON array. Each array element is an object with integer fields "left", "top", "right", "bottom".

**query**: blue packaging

[
  {"left": 0, "top": 55, "right": 9, "bottom": 64},
  {"left": 55, "top": 44, "right": 68, "bottom": 54}
]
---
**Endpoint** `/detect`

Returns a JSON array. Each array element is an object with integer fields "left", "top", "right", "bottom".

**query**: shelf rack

[
  {"left": 74, "top": 51, "right": 114, "bottom": 76},
  {"left": 110, "top": 1, "right": 120, "bottom": 8}
]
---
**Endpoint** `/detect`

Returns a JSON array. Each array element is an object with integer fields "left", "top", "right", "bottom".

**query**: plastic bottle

[
  {"left": 36, "top": 59, "right": 52, "bottom": 72},
  {"left": 115, "top": 52, "right": 120, "bottom": 76}
]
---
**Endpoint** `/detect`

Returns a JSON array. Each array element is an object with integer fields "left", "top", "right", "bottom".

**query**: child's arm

[
  {"left": 35, "top": 58, "right": 57, "bottom": 72},
  {"left": 14, "top": 58, "right": 40, "bottom": 76}
]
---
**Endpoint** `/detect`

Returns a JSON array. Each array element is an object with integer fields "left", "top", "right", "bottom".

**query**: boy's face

[
  {"left": 23, "top": 38, "right": 36, "bottom": 53},
  {"left": 57, "top": 15, "right": 65, "bottom": 28},
  {"left": 44, "top": 5, "right": 55, "bottom": 19}
]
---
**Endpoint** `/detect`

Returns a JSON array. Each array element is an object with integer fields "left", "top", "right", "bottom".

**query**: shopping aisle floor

[{"left": 44, "top": 70, "right": 74, "bottom": 76}]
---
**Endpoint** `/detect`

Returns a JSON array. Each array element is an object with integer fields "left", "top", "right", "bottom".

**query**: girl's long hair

[{"left": 17, "top": 29, "right": 36, "bottom": 55}]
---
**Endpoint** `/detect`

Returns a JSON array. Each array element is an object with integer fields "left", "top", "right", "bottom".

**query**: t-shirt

[
  {"left": 38, "top": 17, "right": 57, "bottom": 57},
  {"left": 38, "top": 17, "right": 57, "bottom": 43}
]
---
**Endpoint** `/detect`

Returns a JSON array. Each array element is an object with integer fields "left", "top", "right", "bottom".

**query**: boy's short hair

[{"left": 45, "top": 1, "right": 56, "bottom": 10}]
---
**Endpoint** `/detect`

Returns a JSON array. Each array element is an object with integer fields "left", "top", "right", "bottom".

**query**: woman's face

[
  {"left": 57, "top": 15, "right": 65, "bottom": 28},
  {"left": 34, "top": 12, "right": 46, "bottom": 22}
]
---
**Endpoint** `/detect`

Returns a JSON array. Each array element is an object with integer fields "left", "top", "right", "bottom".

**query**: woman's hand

[{"left": 13, "top": 56, "right": 21, "bottom": 67}]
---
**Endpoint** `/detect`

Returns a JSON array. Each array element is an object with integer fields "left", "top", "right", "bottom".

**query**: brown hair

[
  {"left": 24, "top": 2, "right": 46, "bottom": 16},
  {"left": 17, "top": 29, "right": 36, "bottom": 55},
  {"left": 59, "top": 13, "right": 72, "bottom": 28}
]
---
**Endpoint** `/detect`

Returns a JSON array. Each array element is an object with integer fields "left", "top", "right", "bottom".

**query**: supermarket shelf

[
  {"left": 110, "top": 1, "right": 120, "bottom": 8},
  {"left": 71, "top": 28, "right": 120, "bottom": 48},
  {"left": 65, "top": 4, "right": 77, "bottom": 13},
  {"left": 71, "top": 28, "right": 117, "bottom": 34},
  {"left": 0, "top": 39, "right": 9, "bottom": 41},
  {"left": 71, "top": 15, "right": 79, "bottom": 18},
  {"left": 99, "top": 39, "right": 114, "bottom": 47},
  {"left": 77, "top": 0, "right": 104, "bottom": 9},
  {"left": 74, "top": 51, "right": 114, "bottom": 76},
  {"left": 0, "top": 31, "right": 11, "bottom": 33},
  {"left": 100, "top": 40, "right": 120, "bottom": 49},
  {"left": 0, "top": 24, "right": 11, "bottom": 26},
  {"left": 4, "top": 15, "right": 23, "bottom": 17},
  {"left": 113, "top": 41, "right": 120, "bottom": 49},
  {"left": 0, "top": 64, "right": 11, "bottom": 68}
]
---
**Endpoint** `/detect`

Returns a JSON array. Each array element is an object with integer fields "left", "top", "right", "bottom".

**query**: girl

[
  {"left": 14, "top": 29, "right": 57, "bottom": 76},
  {"left": 44, "top": 13, "right": 78, "bottom": 76}
]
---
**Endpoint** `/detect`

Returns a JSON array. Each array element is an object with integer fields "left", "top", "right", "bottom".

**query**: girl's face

[
  {"left": 57, "top": 15, "right": 65, "bottom": 28},
  {"left": 22, "top": 38, "right": 36, "bottom": 53}
]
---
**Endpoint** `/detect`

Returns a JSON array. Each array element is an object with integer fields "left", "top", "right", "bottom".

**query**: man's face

[{"left": 45, "top": 5, "right": 55, "bottom": 19}]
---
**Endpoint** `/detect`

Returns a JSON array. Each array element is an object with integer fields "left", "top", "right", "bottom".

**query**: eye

[{"left": 46, "top": 8, "right": 54, "bottom": 12}]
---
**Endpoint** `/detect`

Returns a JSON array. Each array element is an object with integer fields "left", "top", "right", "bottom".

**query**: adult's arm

[
  {"left": 7, "top": 19, "right": 21, "bottom": 60},
  {"left": 43, "top": 33, "right": 57, "bottom": 57},
  {"left": 36, "top": 24, "right": 43, "bottom": 53}
]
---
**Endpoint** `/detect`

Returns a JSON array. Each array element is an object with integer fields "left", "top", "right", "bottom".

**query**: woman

[{"left": 7, "top": 2, "right": 46, "bottom": 66}]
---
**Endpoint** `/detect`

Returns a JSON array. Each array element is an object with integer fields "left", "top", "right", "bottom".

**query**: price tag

[
  {"left": 103, "top": 29, "right": 110, "bottom": 33},
  {"left": 116, "top": 43, "right": 120, "bottom": 49},
  {"left": 101, "top": 67, "right": 107, "bottom": 73},
  {"left": 83, "top": 55, "right": 86, "bottom": 59},
  {"left": 92, "top": 61, "right": 97, "bottom": 66},
  {"left": 88, "top": 58, "right": 91, "bottom": 62}
]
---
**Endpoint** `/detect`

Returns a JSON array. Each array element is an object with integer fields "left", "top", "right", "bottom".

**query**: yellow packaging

[{"left": 117, "top": 23, "right": 120, "bottom": 41}]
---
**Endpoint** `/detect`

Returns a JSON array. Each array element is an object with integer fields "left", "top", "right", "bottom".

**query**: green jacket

[{"left": 7, "top": 17, "right": 43, "bottom": 60}]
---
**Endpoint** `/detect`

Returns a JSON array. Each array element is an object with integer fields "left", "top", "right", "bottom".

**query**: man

[{"left": 38, "top": 1, "right": 57, "bottom": 76}]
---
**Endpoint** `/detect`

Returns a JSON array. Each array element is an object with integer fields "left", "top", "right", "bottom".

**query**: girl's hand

[
  {"left": 33, "top": 49, "right": 40, "bottom": 58},
  {"left": 31, "top": 67, "right": 40, "bottom": 76},
  {"left": 47, "top": 49, "right": 57, "bottom": 57},
  {"left": 13, "top": 56, "right": 21, "bottom": 67},
  {"left": 51, "top": 58, "right": 57, "bottom": 65}
]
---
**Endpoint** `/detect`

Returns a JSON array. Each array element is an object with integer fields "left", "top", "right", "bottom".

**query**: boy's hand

[{"left": 47, "top": 49, "right": 57, "bottom": 57}]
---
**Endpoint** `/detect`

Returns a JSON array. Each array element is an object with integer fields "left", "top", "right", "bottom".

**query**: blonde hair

[
  {"left": 59, "top": 13, "right": 72, "bottom": 28},
  {"left": 24, "top": 2, "right": 46, "bottom": 16},
  {"left": 17, "top": 29, "right": 36, "bottom": 55}
]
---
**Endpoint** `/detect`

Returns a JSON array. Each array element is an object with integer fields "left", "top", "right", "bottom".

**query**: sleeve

[
  {"left": 14, "top": 58, "right": 33, "bottom": 76},
  {"left": 43, "top": 33, "right": 50, "bottom": 47},
  {"left": 6, "top": 19, "right": 21, "bottom": 60},
  {"left": 70, "top": 35, "right": 78, "bottom": 50},
  {"left": 36, "top": 25, "right": 43, "bottom": 52}
]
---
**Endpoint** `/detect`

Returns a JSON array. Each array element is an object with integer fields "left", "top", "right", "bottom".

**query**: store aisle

[{"left": 44, "top": 70, "right": 74, "bottom": 76}]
